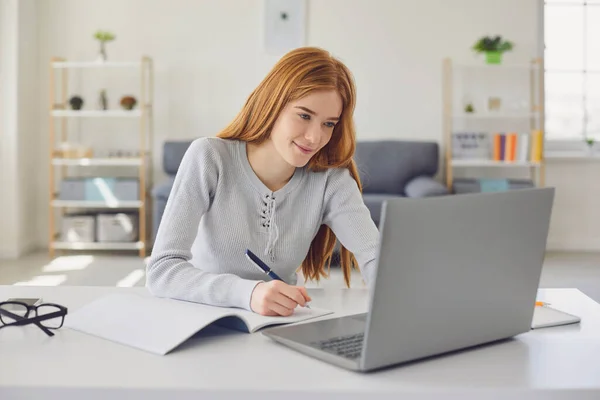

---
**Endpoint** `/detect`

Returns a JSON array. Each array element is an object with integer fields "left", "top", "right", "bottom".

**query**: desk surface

[{"left": 1, "top": 285, "right": 600, "bottom": 400}]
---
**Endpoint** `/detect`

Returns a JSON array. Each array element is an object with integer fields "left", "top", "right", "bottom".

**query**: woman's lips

[{"left": 294, "top": 142, "right": 314, "bottom": 154}]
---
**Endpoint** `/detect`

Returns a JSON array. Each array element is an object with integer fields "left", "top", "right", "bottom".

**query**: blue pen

[
  {"left": 245, "top": 249, "right": 310, "bottom": 308},
  {"left": 245, "top": 249, "right": 284, "bottom": 281}
]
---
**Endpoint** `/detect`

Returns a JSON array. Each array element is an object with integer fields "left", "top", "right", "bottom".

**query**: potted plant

[
  {"left": 94, "top": 30, "right": 116, "bottom": 62},
  {"left": 120, "top": 95, "right": 137, "bottom": 110},
  {"left": 472, "top": 35, "right": 514, "bottom": 64},
  {"left": 69, "top": 95, "right": 84, "bottom": 110},
  {"left": 585, "top": 137, "right": 595, "bottom": 155}
]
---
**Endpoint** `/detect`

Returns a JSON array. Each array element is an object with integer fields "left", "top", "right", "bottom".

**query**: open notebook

[
  {"left": 65, "top": 292, "right": 332, "bottom": 355},
  {"left": 531, "top": 304, "right": 581, "bottom": 329}
]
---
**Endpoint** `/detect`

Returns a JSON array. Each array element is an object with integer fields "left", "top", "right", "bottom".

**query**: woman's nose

[{"left": 304, "top": 126, "right": 321, "bottom": 144}]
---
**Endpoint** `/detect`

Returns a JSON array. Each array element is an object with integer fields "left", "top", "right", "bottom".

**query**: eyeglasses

[{"left": 0, "top": 301, "right": 68, "bottom": 337}]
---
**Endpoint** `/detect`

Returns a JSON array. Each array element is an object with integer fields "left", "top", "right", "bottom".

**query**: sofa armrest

[{"left": 404, "top": 176, "right": 449, "bottom": 198}]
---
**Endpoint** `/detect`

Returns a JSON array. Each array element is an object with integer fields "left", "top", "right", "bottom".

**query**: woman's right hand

[{"left": 250, "top": 281, "right": 312, "bottom": 316}]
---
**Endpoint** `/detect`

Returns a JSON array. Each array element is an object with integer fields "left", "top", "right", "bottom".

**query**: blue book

[{"left": 479, "top": 178, "right": 509, "bottom": 193}]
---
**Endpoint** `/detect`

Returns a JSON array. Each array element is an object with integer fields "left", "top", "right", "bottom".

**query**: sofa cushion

[
  {"left": 404, "top": 176, "right": 449, "bottom": 198},
  {"left": 354, "top": 140, "right": 439, "bottom": 195},
  {"left": 362, "top": 193, "right": 404, "bottom": 227},
  {"left": 152, "top": 177, "right": 175, "bottom": 200}
]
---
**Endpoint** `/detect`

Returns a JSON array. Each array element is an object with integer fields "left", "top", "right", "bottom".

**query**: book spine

[
  {"left": 521, "top": 133, "right": 530, "bottom": 162},
  {"left": 530, "top": 130, "right": 543, "bottom": 162},
  {"left": 493, "top": 133, "right": 502, "bottom": 161},
  {"left": 505, "top": 133, "right": 517, "bottom": 162}
]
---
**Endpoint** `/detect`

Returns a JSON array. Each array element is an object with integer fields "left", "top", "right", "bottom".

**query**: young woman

[{"left": 146, "top": 47, "right": 379, "bottom": 317}]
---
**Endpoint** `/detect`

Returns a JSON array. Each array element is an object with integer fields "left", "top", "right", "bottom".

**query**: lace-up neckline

[
  {"left": 237, "top": 140, "right": 305, "bottom": 261},
  {"left": 261, "top": 193, "right": 278, "bottom": 261}
]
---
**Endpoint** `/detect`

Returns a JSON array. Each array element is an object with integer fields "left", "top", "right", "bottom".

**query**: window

[{"left": 545, "top": 0, "right": 600, "bottom": 141}]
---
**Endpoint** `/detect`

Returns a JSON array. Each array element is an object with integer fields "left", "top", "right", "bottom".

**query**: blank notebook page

[{"left": 532, "top": 306, "right": 581, "bottom": 329}]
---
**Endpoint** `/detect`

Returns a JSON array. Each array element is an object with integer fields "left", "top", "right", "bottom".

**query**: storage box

[
  {"left": 453, "top": 178, "right": 534, "bottom": 194},
  {"left": 61, "top": 215, "right": 95, "bottom": 242},
  {"left": 452, "top": 132, "right": 491, "bottom": 160},
  {"left": 59, "top": 179, "right": 86, "bottom": 201},
  {"left": 96, "top": 213, "right": 139, "bottom": 242},
  {"left": 59, "top": 178, "right": 139, "bottom": 201}
]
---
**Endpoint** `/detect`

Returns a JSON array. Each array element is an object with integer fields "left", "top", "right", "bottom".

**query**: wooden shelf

[
  {"left": 52, "top": 61, "right": 142, "bottom": 69},
  {"left": 451, "top": 159, "right": 542, "bottom": 167},
  {"left": 52, "top": 157, "right": 143, "bottom": 166},
  {"left": 51, "top": 110, "right": 142, "bottom": 118},
  {"left": 452, "top": 63, "right": 538, "bottom": 70},
  {"left": 51, "top": 200, "right": 143, "bottom": 208},
  {"left": 442, "top": 57, "right": 545, "bottom": 189},
  {"left": 51, "top": 241, "right": 144, "bottom": 250},
  {"left": 48, "top": 56, "right": 153, "bottom": 258},
  {"left": 453, "top": 112, "right": 538, "bottom": 119}
]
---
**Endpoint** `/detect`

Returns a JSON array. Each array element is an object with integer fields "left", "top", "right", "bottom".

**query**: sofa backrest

[
  {"left": 162, "top": 139, "right": 440, "bottom": 195},
  {"left": 163, "top": 140, "right": 193, "bottom": 175},
  {"left": 354, "top": 140, "right": 439, "bottom": 195}
]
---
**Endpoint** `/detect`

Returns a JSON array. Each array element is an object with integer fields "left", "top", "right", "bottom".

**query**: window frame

[{"left": 543, "top": 0, "right": 600, "bottom": 147}]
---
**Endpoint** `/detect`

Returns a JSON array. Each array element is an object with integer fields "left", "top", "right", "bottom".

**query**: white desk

[{"left": 1, "top": 285, "right": 600, "bottom": 400}]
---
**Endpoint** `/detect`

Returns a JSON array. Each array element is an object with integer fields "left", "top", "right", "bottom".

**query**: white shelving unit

[
  {"left": 52, "top": 61, "right": 142, "bottom": 69},
  {"left": 451, "top": 63, "right": 536, "bottom": 70},
  {"left": 450, "top": 159, "right": 541, "bottom": 167},
  {"left": 52, "top": 241, "right": 144, "bottom": 250},
  {"left": 52, "top": 158, "right": 143, "bottom": 166},
  {"left": 442, "top": 57, "right": 546, "bottom": 190},
  {"left": 51, "top": 110, "right": 143, "bottom": 118},
  {"left": 453, "top": 112, "right": 538, "bottom": 119},
  {"left": 48, "top": 56, "right": 153, "bottom": 258},
  {"left": 51, "top": 200, "right": 144, "bottom": 209}
]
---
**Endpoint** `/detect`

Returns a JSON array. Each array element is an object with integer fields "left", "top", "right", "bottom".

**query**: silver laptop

[{"left": 262, "top": 187, "right": 555, "bottom": 372}]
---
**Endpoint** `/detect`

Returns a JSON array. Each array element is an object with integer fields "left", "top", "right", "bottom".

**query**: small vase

[
  {"left": 97, "top": 42, "right": 107, "bottom": 62},
  {"left": 586, "top": 145, "right": 595, "bottom": 157},
  {"left": 485, "top": 51, "right": 502, "bottom": 64},
  {"left": 99, "top": 90, "right": 108, "bottom": 110}
]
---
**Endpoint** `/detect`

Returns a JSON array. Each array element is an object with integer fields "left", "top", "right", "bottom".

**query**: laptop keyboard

[{"left": 311, "top": 332, "right": 364, "bottom": 359}]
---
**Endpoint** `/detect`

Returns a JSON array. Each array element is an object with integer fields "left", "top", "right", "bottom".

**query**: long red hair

[{"left": 217, "top": 47, "right": 362, "bottom": 287}]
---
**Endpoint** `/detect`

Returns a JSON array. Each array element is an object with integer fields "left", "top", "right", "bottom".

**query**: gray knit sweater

[{"left": 146, "top": 137, "right": 379, "bottom": 311}]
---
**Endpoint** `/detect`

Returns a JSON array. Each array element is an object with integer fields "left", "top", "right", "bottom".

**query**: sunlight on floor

[
  {"left": 116, "top": 269, "right": 145, "bottom": 287},
  {"left": 13, "top": 275, "right": 67, "bottom": 286},
  {"left": 42, "top": 255, "right": 95, "bottom": 273}
]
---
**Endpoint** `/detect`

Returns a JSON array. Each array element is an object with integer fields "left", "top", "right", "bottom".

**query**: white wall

[
  {"left": 33, "top": 0, "right": 544, "bottom": 247},
  {"left": 310, "top": 0, "right": 540, "bottom": 139},
  {"left": 0, "top": 0, "right": 40, "bottom": 259},
  {"left": 0, "top": 0, "right": 20, "bottom": 258},
  {"left": 545, "top": 159, "right": 600, "bottom": 251},
  {"left": 18, "top": 0, "right": 39, "bottom": 255},
  {"left": 13, "top": 0, "right": 594, "bottom": 253}
]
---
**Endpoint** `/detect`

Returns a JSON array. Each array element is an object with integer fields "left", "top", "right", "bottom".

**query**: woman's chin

[
  {"left": 288, "top": 144, "right": 316, "bottom": 166},
  {"left": 285, "top": 153, "right": 311, "bottom": 168}
]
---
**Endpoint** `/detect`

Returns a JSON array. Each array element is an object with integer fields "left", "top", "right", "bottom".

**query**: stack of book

[
  {"left": 492, "top": 130, "right": 543, "bottom": 163},
  {"left": 452, "top": 130, "right": 543, "bottom": 163}
]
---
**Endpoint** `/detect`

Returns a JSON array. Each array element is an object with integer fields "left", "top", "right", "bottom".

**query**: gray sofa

[
  {"left": 151, "top": 139, "right": 448, "bottom": 242},
  {"left": 353, "top": 140, "right": 448, "bottom": 226}
]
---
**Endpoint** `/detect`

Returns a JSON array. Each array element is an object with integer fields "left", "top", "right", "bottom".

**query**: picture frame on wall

[{"left": 264, "top": 0, "right": 306, "bottom": 55}]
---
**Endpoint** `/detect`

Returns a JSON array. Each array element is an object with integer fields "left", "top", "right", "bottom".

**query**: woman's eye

[
  {"left": 299, "top": 113, "right": 310, "bottom": 120},
  {"left": 324, "top": 122, "right": 336, "bottom": 128}
]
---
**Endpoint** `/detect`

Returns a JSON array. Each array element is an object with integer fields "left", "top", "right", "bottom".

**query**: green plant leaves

[
  {"left": 472, "top": 35, "right": 513, "bottom": 53},
  {"left": 94, "top": 30, "right": 116, "bottom": 42}
]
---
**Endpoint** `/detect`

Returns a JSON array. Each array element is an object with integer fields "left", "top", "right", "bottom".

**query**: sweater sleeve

[
  {"left": 146, "top": 138, "right": 262, "bottom": 310},
  {"left": 322, "top": 168, "right": 380, "bottom": 286}
]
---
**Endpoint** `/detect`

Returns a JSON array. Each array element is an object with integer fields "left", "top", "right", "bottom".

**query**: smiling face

[{"left": 269, "top": 90, "right": 343, "bottom": 168}]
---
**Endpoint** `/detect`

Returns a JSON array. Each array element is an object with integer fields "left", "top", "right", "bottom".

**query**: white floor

[{"left": 0, "top": 251, "right": 599, "bottom": 302}]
